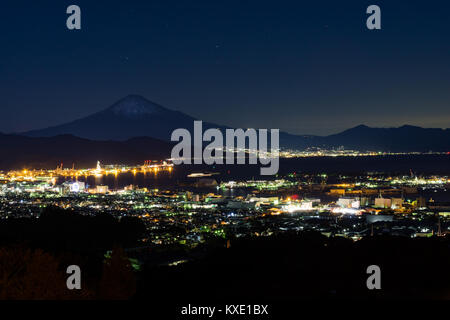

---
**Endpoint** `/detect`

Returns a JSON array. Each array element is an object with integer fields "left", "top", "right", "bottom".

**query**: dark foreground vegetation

[{"left": 1, "top": 207, "right": 450, "bottom": 300}]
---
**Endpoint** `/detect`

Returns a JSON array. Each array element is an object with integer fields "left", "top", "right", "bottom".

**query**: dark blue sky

[{"left": 0, "top": 0, "right": 449, "bottom": 135}]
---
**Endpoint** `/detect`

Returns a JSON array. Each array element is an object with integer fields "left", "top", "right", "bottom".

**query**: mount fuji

[{"left": 24, "top": 95, "right": 225, "bottom": 141}]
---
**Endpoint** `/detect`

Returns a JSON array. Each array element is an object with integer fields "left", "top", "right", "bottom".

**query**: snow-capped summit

[{"left": 107, "top": 95, "right": 167, "bottom": 117}]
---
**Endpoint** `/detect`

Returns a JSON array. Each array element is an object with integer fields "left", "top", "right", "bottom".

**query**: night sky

[{"left": 1, "top": 0, "right": 449, "bottom": 135}]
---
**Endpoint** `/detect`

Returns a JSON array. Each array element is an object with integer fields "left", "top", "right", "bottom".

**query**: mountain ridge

[{"left": 20, "top": 95, "right": 450, "bottom": 152}]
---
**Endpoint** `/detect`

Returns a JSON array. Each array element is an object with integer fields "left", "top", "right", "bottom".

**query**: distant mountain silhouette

[
  {"left": 25, "top": 95, "right": 226, "bottom": 141},
  {"left": 0, "top": 133, "right": 173, "bottom": 170},
  {"left": 279, "top": 124, "right": 450, "bottom": 152},
  {"left": 321, "top": 124, "right": 450, "bottom": 152},
  {"left": 21, "top": 95, "right": 450, "bottom": 152}
]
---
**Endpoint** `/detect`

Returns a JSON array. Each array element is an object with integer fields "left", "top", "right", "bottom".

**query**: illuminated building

[
  {"left": 375, "top": 197, "right": 391, "bottom": 208},
  {"left": 96, "top": 185, "right": 109, "bottom": 194}
]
